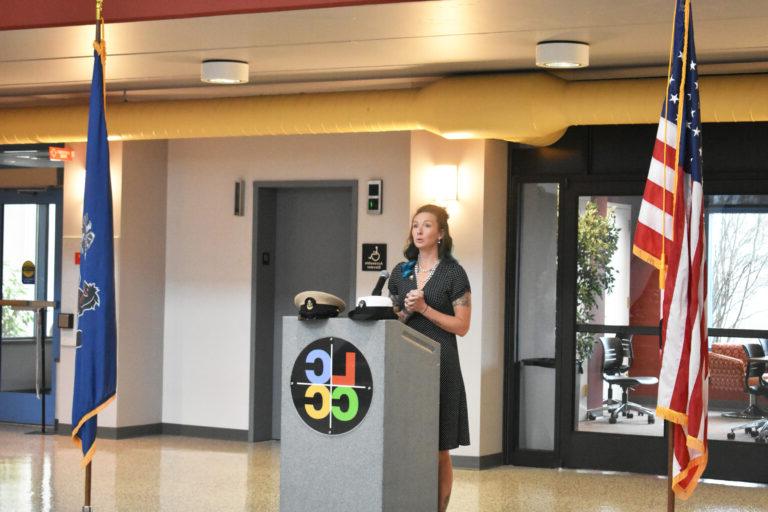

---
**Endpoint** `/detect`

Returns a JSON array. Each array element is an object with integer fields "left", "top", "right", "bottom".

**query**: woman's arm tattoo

[{"left": 452, "top": 292, "right": 471, "bottom": 308}]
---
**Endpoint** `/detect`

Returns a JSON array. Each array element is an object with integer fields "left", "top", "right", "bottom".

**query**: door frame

[
  {"left": 248, "top": 180, "right": 358, "bottom": 442},
  {"left": 0, "top": 188, "right": 63, "bottom": 425}
]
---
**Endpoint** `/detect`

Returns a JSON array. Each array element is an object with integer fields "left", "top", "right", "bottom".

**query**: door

[
  {"left": 559, "top": 180, "right": 668, "bottom": 475},
  {"left": 0, "top": 190, "right": 62, "bottom": 425},
  {"left": 559, "top": 179, "right": 768, "bottom": 484},
  {"left": 506, "top": 181, "right": 562, "bottom": 467},
  {"left": 250, "top": 182, "right": 357, "bottom": 441}
]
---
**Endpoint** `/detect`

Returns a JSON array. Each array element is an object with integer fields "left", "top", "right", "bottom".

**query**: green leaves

[
  {"left": 2, "top": 265, "right": 34, "bottom": 338},
  {"left": 576, "top": 202, "right": 620, "bottom": 367}
]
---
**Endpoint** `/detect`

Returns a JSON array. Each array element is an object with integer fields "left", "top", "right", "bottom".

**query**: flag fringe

[
  {"left": 671, "top": 452, "right": 708, "bottom": 501},
  {"left": 655, "top": 405, "right": 688, "bottom": 426},
  {"left": 71, "top": 392, "right": 116, "bottom": 467},
  {"left": 73, "top": 435, "right": 99, "bottom": 469},
  {"left": 632, "top": 245, "right": 664, "bottom": 271},
  {"left": 685, "top": 433, "right": 705, "bottom": 453}
]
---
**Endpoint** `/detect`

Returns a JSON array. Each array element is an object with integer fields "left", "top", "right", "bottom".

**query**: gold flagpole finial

[{"left": 95, "top": 0, "right": 105, "bottom": 44}]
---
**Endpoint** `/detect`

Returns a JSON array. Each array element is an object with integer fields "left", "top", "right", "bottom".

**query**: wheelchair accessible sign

[{"left": 362, "top": 243, "right": 386, "bottom": 271}]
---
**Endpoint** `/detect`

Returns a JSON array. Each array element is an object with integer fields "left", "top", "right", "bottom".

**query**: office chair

[
  {"left": 727, "top": 343, "right": 768, "bottom": 443},
  {"left": 586, "top": 336, "right": 658, "bottom": 424}
]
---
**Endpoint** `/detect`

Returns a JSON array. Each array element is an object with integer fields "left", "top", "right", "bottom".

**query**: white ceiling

[{"left": 1, "top": 0, "right": 767, "bottom": 107}]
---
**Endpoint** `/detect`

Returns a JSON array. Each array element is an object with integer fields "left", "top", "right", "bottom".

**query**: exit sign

[{"left": 49, "top": 146, "right": 75, "bottom": 161}]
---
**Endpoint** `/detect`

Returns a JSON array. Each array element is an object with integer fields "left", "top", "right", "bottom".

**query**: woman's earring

[{"left": 438, "top": 238, "right": 442, "bottom": 245}]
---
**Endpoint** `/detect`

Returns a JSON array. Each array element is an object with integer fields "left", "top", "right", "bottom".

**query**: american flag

[{"left": 632, "top": 0, "right": 708, "bottom": 500}]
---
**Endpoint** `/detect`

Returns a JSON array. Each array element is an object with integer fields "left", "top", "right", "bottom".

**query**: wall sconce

[{"left": 429, "top": 164, "right": 458, "bottom": 206}]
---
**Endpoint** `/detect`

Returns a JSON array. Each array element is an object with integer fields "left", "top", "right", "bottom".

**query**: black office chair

[
  {"left": 586, "top": 336, "right": 657, "bottom": 424},
  {"left": 727, "top": 343, "right": 768, "bottom": 443}
]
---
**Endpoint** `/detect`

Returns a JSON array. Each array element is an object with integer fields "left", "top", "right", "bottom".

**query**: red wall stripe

[{"left": 1, "top": 0, "right": 421, "bottom": 31}]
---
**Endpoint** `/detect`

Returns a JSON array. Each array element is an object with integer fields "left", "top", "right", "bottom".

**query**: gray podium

[{"left": 280, "top": 318, "right": 440, "bottom": 512}]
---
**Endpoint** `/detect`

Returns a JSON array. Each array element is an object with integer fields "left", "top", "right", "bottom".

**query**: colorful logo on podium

[{"left": 290, "top": 337, "right": 373, "bottom": 435}]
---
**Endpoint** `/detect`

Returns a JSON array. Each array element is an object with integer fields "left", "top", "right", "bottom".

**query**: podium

[{"left": 280, "top": 318, "right": 440, "bottom": 512}]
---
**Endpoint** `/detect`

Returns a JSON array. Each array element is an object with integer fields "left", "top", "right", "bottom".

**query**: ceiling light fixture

[
  {"left": 535, "top": 41, "right": 589, "bottom": 69},
  {"left": 201, "top": 60, "right": 249, "bottom": 84}
]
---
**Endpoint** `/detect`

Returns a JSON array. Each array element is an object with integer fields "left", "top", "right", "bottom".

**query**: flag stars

[
  {"left": 693, "top": 127, "right": 701, "bottom": 137},
  {"left": 670, "top": 93, "right": 679, "bottom": 104},
  {"left": 690, "top": 61, "right": 696, "bottom": 70},
  {"left": 678, "top": 50, "right": 684, "bottom": 59},
  {"left": 695, "top": 82, "right": 699, "bottom": 90}
]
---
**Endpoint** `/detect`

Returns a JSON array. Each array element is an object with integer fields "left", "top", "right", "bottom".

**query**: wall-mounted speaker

[{"left": 234, "top": 179, "right": 245, "bottom": 216}]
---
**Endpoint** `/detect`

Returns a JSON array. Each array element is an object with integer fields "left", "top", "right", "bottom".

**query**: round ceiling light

[
  {"left": 201, "top": 60, "right": 249, "bottom": 84},
  {"left": 535, "top": 41, "right": 589, "bottom": 69}
]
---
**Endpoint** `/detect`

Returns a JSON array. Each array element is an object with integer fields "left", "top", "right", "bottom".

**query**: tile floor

[{"left": 1, "top": 423, "right": 767, "bottom": 512}]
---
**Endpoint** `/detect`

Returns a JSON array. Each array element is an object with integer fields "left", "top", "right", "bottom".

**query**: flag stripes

[{"left": 632, "top": 0, "right": 708, "bottom": 500}]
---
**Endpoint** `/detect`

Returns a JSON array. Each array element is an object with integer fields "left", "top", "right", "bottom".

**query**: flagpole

[
  {"left": 95, "top": 0, "right": 103, "bottom": 42},
  {"left": 85, "top": 460, "right": 92, "bottom": 509},
  {"left": 83, "top": 5, "right": 101, "bottom": 511},
  {"left": 667, "top": 421, "right": 675, "bottom": 512}
]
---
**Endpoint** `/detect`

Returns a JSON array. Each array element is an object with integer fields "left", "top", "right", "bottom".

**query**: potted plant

[{"left": 576, "top": 201, "right": 619, "bottom": 373}]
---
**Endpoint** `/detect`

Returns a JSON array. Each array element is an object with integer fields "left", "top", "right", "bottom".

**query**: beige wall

[
  {"left": 52, "top": 131, "right": 507, "bottom": 460},
  {"left": 480, "top": 139, "right": 508, "bottom": 457},
  {"left": 115, "top": 140, "right": 167, "bottom": 427},
  {"left": 162, "top": 132, "right": 411, "bottom": 429}
]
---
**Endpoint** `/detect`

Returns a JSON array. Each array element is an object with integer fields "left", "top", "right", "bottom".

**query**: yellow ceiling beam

[{"left": 1, "top": 73, "right": 767, "bottom": 146}]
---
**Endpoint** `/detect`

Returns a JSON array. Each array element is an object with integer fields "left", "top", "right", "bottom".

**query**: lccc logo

[{"left": 290, "top": 337, "right": 373, "bottom": 435}]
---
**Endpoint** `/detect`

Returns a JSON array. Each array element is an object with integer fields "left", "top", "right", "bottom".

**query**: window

[
  {"left": 575, "top": 194, "right": 768, "bottom": 443},
  {"left": 707, "top": 196, "right": 768, "bottom": 333},
  {"left": 2, "top": 204, "right": 38, "bottom": 340},
  {"left": 575, "top": 196, "right": 662, "bottom": 437}
]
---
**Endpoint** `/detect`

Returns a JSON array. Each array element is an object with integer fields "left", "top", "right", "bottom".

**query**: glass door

[
  {"left": 559, "top": 181, "right": 768, "bottom": 483},
  {"left": 507, "top": 181, "right": 562, "bottom": 467},
  {"left": 0, "top": 190, "right": 61, "bottom": 425}
]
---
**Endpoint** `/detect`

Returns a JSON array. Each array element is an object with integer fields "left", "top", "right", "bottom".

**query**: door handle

[{"left": 518, "top": 357, "right": 556, "bottom": 369}]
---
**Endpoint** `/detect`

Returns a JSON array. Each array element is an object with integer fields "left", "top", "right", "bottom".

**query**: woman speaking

[{"left": 388, "top": 204, "right": 471, "bottom": 512}]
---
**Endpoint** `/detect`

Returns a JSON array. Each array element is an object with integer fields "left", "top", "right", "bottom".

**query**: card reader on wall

[{"left": 367, "top": 179, "right": 382, "bottom": 215}]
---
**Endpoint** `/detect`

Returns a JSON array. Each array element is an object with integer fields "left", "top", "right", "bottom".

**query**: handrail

[{"left": 0, "top": 299, "right": 57, "bottom": 310}]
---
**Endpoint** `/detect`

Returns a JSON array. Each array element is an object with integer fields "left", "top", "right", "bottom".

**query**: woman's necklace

[{"left": 415, "top": 258, "right": 440, "bottom": 286}]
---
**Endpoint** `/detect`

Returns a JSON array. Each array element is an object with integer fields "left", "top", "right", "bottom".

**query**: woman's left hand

[{"left": 405, "top": 289, "right": 427, "bottom": 314}]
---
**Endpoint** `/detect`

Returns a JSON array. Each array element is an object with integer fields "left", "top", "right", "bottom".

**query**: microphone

[{"left": 371, "top": 270, "right": 390, "bottom": 296}]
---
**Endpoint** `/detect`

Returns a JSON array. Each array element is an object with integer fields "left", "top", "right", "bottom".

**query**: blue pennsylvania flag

[{"left": 71, "top": 39, "right": 117, "bottom": 467}]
